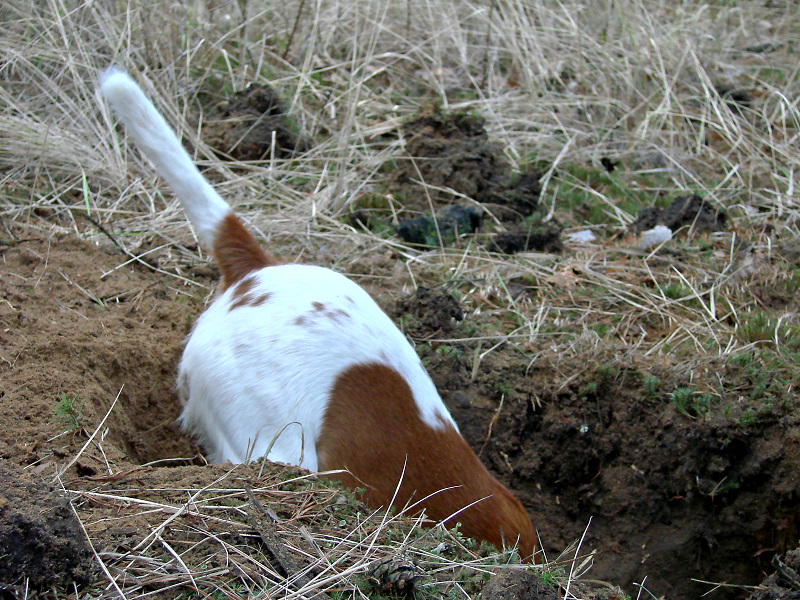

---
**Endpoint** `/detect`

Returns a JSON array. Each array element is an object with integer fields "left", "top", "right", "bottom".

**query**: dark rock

[{"left": 396, "top": 204, "right": 482, "bottom": 247}]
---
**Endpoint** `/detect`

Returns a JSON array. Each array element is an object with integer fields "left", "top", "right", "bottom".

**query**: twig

[
  {"left": 478, "top": 392, "right": 504, "bottom": 457},
  {"left": 57, "top": 386, "right": 122, "bottom": 478},
  {"left": 282, "top": 0, "right": 307, "bottom": 61},
  {"left": 773, "top": 554, "right": 800, "bottom": 591},
  {"left": 72, "top": 210, "right": 160, "bottom": 274},
  {"left": 245, "top": 484, "right": 333, "bottom": 600},
  {"left": 481, "top": 0, "right": 496, "bottom": 89}
]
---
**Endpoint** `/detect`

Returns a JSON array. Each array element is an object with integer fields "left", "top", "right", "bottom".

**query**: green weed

[
  {"left": 643, "top": 375, "right": 661, "bottom": 400},
  {"left": 53, "top": 392, "right": 84, "bottom": 431},
  {"left": 670, "top": 387, "right": 713, "bottom": 418},
  {"left": 737, "top": 312, "right": 800, "bottom": 351},
  {"left": 436, "top": 344, "right": 463, "bottom": 359}
]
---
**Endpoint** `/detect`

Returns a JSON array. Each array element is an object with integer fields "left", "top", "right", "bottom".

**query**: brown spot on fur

[
  {"left": 228, "top": 276, "right": 259, "bottom": 311},
  {"left": 327, "top": 308, "right": 350, "bottom": 322},
  {"left": 294, "top": 315, "right": 307, "bottom": 327},
  {"left": 317, "top": 363, "right": 536, "bottom": 562},
  {"left": 233, "top": 276, "right": 258, "bottom": 299},
  {"left": 251, "top": 293, "right": 272, "bottom": 306},
  {"left": 299, "top": 303, "right": 351, "bottom": 325},
  {"left": 229, "top": 291, "right": 273, "bottom": 312},
  {"left": 214, "top": 213, "right": 279, "bottom": 290},
  {"left": 229, "top": 296, "right": 250, "bottom": 311}
]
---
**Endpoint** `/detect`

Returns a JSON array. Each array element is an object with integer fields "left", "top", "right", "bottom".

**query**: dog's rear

[{"left": 99, "top": 69, "right": 538, "bottom": 561}]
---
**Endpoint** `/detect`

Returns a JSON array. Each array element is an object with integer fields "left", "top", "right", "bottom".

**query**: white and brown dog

[{"left": 99, "top": 69, "right": 536, "bottom": 561}]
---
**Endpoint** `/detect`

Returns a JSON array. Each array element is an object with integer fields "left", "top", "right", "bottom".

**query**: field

[{"left": 1, "top": 0, "right": 800, "bottom": 598}]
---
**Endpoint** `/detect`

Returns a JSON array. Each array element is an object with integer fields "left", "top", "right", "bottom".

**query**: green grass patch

[{"left": 52, "top": 392, "right": 84, "bottom": 431}]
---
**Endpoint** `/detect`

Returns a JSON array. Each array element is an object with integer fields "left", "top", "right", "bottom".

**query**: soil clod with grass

[
  {"left": 383, "top": 108, "right": 550, "bottom": 252},
  {"left": 480, "top": 569, "right": 560, "bottom": 600},
  {"left": 202, "top": 83, "right": 308, "bottom": 160}
]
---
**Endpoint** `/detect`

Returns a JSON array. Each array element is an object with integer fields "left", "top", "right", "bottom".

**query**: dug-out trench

[
  {"left": 1, "top": 229, "right": 797, "bottom": 599},
  {"left": 424, "top": 345, "right": 800, "bottom": 599}
]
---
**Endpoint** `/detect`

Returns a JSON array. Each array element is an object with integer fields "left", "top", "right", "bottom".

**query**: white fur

[
  {"left": 99, "top": 69, "right": 457, "bottom": 466},
  {"left": 178, "top": 265, "right": 457, "bottom": 466},
  {"left": 98, "top": 68, "right": 230, "bottom": 248}
]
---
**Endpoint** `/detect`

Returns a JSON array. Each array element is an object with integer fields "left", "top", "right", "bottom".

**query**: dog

[{"left": 99, "top": 68, "right": 536, "bottom": 560}]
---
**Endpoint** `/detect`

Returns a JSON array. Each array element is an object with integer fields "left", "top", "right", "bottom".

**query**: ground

[{"left": 1, "top": 207, "right": 799, "bottom": 599}]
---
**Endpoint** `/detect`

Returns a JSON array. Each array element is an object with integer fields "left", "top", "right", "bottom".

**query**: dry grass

[
  {"left": 58, "top": 461, "right": 550, "bottom": 600},
  {"left": 2, "top": 0, "right": 800, "bottom": 597}
]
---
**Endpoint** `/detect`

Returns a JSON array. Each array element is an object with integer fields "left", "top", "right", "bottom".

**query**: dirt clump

[
  {"left": 395, "top": 109, "right": 504, "bottom": 208},
  {"left": 202, "top": 83, "right": 308, "bottom": 160},
  {"left": 393, "top": 285, "right": 464, "bottom": 338},
  {"left": 377, "top": 107, "right": 549, "bottom": 251},
  {"left": 0, "top": 460, "right": 94, "bottom": 589},
  {"left": 489, "top": 221, "right": 563, "bottom": 254},
  {"left": 632, "top": 193, "right": 727, "bottom": 235}
]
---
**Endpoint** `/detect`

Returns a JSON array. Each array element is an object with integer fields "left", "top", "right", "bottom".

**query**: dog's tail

[{"left": 98, "top": 68, "right": 276, "bottom": 288}]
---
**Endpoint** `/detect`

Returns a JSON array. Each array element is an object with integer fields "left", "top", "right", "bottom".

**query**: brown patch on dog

[
  {"left": 228, "top": 275, "right": 267, "bottom": 311},
  {"left": 317, "top": 362, "right": 537, "bottom": 562},
  {"left": 250, "top": 293, "right": 272, "bottom": 307},
  {"left": 300, "top": 302, "right": 351, "bottom": 324},
  {"left": 329, "top": 308, "right": 350, "bottom": 322},
  {"left": 214, "top": 214, "right": 279, "bottom": 290},
  {"left": 232, "top": 276, "right": 258, "bottom": 299}
]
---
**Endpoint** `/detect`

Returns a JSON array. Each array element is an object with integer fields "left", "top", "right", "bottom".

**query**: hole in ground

[
  {"left": 0, "top": 228, "right": 203, "bottom": 468},
  {"left": 427, "top": 346, "right": 800, "bottom": 599}
]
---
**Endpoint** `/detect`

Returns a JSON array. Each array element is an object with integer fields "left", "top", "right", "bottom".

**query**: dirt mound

[
  {"left": 0, "top": 461, "right": 94, "bottom": 589},
  {"left": 392, "top": 108, "right": 541, "bottom": 216},
  {"left": 202, "top": 83, "right": 308, "bottom": 160},
  {"left": 419, "top": 343, "right": 800, "bottom": 599},
  {"left": 374, "top": 107, "right": 552, "bottom": 251}
]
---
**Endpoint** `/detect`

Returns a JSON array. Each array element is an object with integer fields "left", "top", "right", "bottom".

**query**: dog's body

[{"left": 99, "top": 69, "right": 536, "bottom": 560}]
